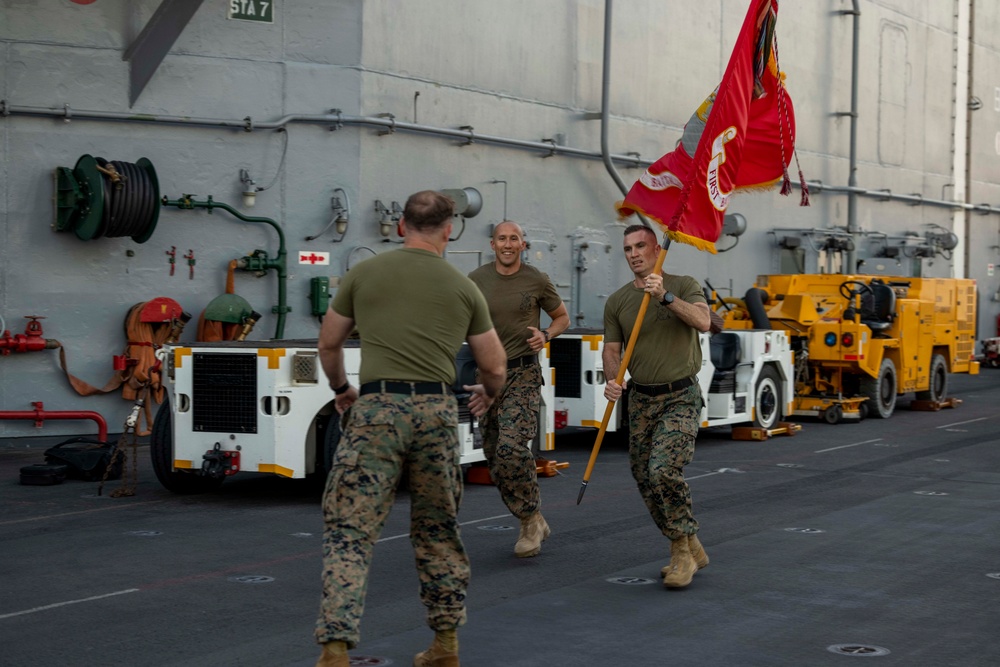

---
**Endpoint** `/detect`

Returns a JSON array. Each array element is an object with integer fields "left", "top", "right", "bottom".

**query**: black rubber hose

[
  {"left": 94, "top": 157, "right": 114, "bottom": 238},
  {"left": 101, "top": 161, "right": 155, "bottom": 239},
  {"left": 114, "top": 161, "right": 139, "bottom": 236},
  {"left": 97, "top": 175, "right": 110, "bottom": 238},
  {"left": 122, "top": 162, "right": 145, "bottom": 237},
  {"left": 744, "top": 288, "right": 772, "bottom": 330},
  {"left": 133, "top": 163, "right": 155, "bottom": 238},
  {"left": 108, "top": 161, "right": 127, "bottom": 236},
  {"left": 133, "top": 162, "right": 152, "bottom": 236}
]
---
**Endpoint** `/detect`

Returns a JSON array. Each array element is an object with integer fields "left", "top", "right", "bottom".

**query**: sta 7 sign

[{"left": 228, "top": 0, "right": 273, "bottom": 24}]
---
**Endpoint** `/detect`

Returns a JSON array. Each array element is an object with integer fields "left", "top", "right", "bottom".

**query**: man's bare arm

[
  {"left": 669, "top": 300, "right": 712, "bottom": 332},
  {"left": 318, "top": 308, "right": 358, "bottom": 412},
  {"left": 318, "top": 309, "right": 355, "bottom": 389},
  {"left": 602, "top": 340, "right": 625, "bottom": 402},
  {"left": 527, "top": 303, "right": 571, "bottom": 352},
  {"left": 462, "top": 328, "right": 507, "bottom": 418},
  {"left": 545, "top": 303, "right": 570, "bottom": 338},
  {"left": 467, "top": 329, "right": 507, "bottom": 397},
  {"left": 643, "top": 273, "right": 712, "bottom": 333}
]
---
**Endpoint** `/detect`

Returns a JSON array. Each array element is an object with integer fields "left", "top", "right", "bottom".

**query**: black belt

[
  {"left": 630, "top": 376, "right": 695, "bottom": 396},
  {"left": 507, "top": 354, "right": 539, "bottom": 369},
  {"left": 358, "top": 381, "right": 452, "bottom": 396}
]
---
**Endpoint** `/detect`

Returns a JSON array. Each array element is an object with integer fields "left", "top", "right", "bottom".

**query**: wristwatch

[
  {"left": 660, "top": 291, "right": 675, "bottom": 306},
  {"left": 543, "top": 330, "right": 551, "bottom": 343}
]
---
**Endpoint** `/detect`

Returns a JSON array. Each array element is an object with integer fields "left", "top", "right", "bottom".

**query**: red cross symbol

[{"left": 300, "top": 253, "right": 323, "bottom": 264}]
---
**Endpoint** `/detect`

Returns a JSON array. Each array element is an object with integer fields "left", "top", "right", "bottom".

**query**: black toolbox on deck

[{"left": 20, "top": 463, "right": 69, "bottom": 486}]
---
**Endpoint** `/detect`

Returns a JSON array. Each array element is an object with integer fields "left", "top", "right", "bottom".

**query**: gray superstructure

[{"left": 1, "top": 0, "right": 997, "bottom": 439}]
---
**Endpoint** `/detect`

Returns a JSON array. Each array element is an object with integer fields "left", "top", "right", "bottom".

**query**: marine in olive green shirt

[
  {"left": 333, "top": 247, "right": 493, "bottom": 385},
  {"left": 467, "top": 220, "right": 569, "bottom": 558}
]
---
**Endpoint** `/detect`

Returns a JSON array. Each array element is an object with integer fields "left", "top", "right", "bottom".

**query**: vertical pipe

[
  {"left": 846, "top": 0, "right": 861, "bottom": 273},
  {"left": 949, "top": 0, "right": 972, "bottom": 279},
  {"left": 961, "top": 0, "right": 975, "bottom": 280},
  {"left": 600, "top": 0, "right": 629, "bottom": 196},
  {"left": 161, "top": 197, "right": 289, "bottom": 338}
]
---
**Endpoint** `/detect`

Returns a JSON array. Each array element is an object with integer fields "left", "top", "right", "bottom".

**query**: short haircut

[
  {"left": 623, "top": 223, "right": 657, "bottom": 242},
  {"left": 492, "top": 220, "right": 525, "bottom": 239},
  {"left": 403, "top": 191, "right": 455, "bottom": 231}
]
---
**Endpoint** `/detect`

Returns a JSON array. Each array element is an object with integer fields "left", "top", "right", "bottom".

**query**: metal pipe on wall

[
  {"left": 160, "top": 196, "right": 289, "bottom": 339},
  {"left": 0, "top": 101, "right": 644, "bottom": 168},
  {"left": 0, "top": 402, "right": 108, "bottom": 442},
  {"left": 600, "top": 0, "right": 630, "bottom": 197},
  {"left": 845, "top": 0, "right": 861, "bottom": 272},
  {"left": 3, "top": 100, "right": 1000, "bottom": 215},
  {"left": 962, "top": 0, "right": 976, "bottom": 279},
  {"left": 947, "top": 0, "right": 974, "bottom": 278}
]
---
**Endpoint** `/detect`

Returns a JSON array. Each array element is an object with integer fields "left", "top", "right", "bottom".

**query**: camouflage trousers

[
  {"left": 315, "top": 392, "right": 469, "bottom": 648},
  {"left": 627, "top": 382, "right": 703, "bottom": 541},
  {"left": 479, "top": 364, "right": 542, "bottom": 519}
]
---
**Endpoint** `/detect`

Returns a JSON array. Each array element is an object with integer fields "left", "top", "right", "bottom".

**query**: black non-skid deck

[{"left": 2, "top": 372, "right": 998, "bottom": 666}]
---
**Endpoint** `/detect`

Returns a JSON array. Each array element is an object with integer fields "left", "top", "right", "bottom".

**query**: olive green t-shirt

[
  {"left": 332, "top": 248, "right": 493, "bottom": 384},
  {"left": 467, "top": 262, "right": 563, "bottom": 359},
  {"left": 603, "top": 273, "right": 706, "bottom": 385}
]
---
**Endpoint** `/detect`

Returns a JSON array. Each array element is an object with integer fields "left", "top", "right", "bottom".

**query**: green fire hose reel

[{"left": 54, "top": 154, "right": 160, "bottom": 242}]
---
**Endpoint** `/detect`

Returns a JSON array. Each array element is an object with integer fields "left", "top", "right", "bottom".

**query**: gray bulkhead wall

[
  {"left": 0, "top": 1, "right": 365, "bottom": 437},
  {"left": 969, "top": 4, "right": 1000, "bottom": 330},
  {"left": 1, "top": 0, "right": 999, "bottom": 439}
]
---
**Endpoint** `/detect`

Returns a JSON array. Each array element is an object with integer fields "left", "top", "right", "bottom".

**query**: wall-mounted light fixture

[
  {"left": 716, "top": 212, "right": 747, "bottom": 253},
  {"left": 374, "top": 200, "right": 403, "bottom": 238},
  {"left": 441, "top": 187, "right": 483, "bottom": 242},
  {"left": 305, "top": 187, "right": 351, "bottom": 242},
  {"left": 333, "top": 191, "right": 350, "bottom": 236},
  {"left": 239, "top": 168, "right": 257, "bottom": 208},
  {"left": 441, "top": 187, "right": 483, "bottom": 218}
]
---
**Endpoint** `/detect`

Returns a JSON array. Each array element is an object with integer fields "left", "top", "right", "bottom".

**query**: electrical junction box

[{"left": 310, "top": 277, "right": 331, "bottom": 316}]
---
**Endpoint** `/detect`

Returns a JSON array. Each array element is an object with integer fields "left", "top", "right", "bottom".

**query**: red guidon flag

[{"left": 616, "top": 0, "right": 805, "bottom": 254}]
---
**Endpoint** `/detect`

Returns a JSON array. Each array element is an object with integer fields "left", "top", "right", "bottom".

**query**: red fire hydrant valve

[{"left": 0, "top": 316, "right": 61, "bottom": 355}]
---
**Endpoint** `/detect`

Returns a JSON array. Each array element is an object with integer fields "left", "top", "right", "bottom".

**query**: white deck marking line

[
  {"left": 0, "top": 500, "right": 165, "bottom": 526},
  {"left": 687, "top": 470, "right": 725, "bottom": 481},
  {"left": 3, "top": 513, "right": 515, "bottom": 618},
  {"left": 376, "top": 513, "right": 513, "bottom": 544},
  {"left": 0, "top": 589, "right": 140, "bottom": 620},
  {"left": 937, "top": 417, "right": 988, "bottom": 429},
  {"left": 815, "top": 438, "right": 883, "bottom": 453},
  {"left": 458, "top": 513, "right": 514, "bottom": 525}
]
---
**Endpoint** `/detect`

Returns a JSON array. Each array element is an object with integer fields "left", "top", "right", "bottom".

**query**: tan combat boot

[
  {"left": 315, "top": 642, "right": 350, "bottom": 667},
  {"left": 413, "top": 637, "right": 460, "bottom": 667},
  {"left": 688, "top": 533, "right": 710, "bottom": 570},
  {"left": 661, "top": 534, "right": 709, "bottom": 576},
  {"left": 514, "top": 511, "right": 551, "bottom": 558},
  {"left": 662, "top": 536, "right": 698, "bottom": 588}
]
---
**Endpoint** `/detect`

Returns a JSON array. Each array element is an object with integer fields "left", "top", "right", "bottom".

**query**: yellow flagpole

[{"left": 577, "top": 238, "right": 671, "bottom": 504}]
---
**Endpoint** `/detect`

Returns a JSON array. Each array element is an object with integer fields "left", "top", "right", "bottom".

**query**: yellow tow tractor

[{"left": 720, "top": 274, "right": 979, "bottom": 423}]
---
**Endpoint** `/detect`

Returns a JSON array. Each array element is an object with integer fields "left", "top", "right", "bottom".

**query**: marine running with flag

[{"left": 578, "top": 0, "right": 805, "bottom": 504}]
